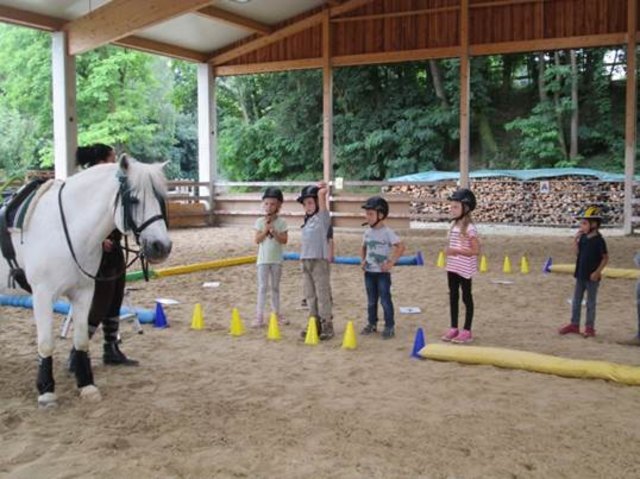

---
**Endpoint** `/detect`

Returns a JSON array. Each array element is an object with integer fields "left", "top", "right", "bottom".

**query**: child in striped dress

[{"left": 442, "top": 188, "right": 480, "bottom": 344}]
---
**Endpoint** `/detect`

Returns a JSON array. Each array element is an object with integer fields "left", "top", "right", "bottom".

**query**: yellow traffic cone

[
  {"left": 436, "top": 250, "right": 445, "bottom": 268},
  {"left": 520, "top": 255, "right": 530, "bottom": 274},
  {"left": 304, "top": 316, "right": 319, "bottom": 345},
  {"left": 342, "top": 321, "right": 357, "bottom": 350},
  {"left": 479, "top": 254, "right": 488, "bottom": 273},
  {"left": 229, "top": 307, "right": 245, "bottom": 336},
  {"left": 267, "top": 312, "right": 281, "bottom": 340},
  {"left": 503, "top": 255, "right": 512, "bottom": 274},
  {"left": 191, "top": 303, "right": 204, "bottom": 330}
]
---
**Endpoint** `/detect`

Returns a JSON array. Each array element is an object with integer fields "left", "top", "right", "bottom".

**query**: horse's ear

[
  {"left": 118, "top": 154, "right": 129, "bottom": 171},
  {"left": 161, "top": 160, "right": 170, "bottom": 170}
]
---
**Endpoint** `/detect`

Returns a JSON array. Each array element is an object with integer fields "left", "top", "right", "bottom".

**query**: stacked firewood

[{"left": 385, "top": 176, "right": 638, "bottom": 226}]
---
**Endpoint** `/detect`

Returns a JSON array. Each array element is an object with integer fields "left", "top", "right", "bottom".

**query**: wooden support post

[
  {"left": 623, "top": 0, "right": 637, "bottom": 235},
  {"left": 322, "top": 9, "right": 334, "bottom": 185},
  {"left": 197, "top": 63, "right": 217, "bottom": 220},
  {"left": 52, "top": 31, "right": 77, "bottom": 179},
  {"left": 459, "top": 0, "right": 470, "bottom": 188}
]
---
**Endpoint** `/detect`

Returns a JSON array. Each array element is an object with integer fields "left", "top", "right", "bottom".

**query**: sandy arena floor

[{"left": 1, "top": 226, "right": 639, "bottom": 479}]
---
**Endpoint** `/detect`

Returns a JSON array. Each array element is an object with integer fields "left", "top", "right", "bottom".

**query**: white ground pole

[
  {"left": 52, "top": 31, "right": 77, "bottom": 180},
  {"left": 197, "top": 63, "right": 217, "bottom": 207}
]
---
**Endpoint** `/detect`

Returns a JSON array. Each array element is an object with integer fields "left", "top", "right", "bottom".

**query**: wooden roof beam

[
  {"left": 64, "top": 0, "right": 214, "bottom": 55},
  {"left": 0, "top": 5, "right": 206, "bottom": 62},
  {"left": 114, "top": 36, "right": 208, "bottom": 62},
  {"left": 196, "top": 6, "right": 272, "bottom": 35},
  {"left": 208, "top": 0, "right": 375, "bottom": 65},
  {"left": 0, "top": 5, "right": 64, "bottom": 31}
]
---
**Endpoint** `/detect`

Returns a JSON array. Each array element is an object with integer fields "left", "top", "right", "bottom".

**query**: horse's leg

[
  {"left": 32, "top": 289, "right": 57, "bottom": 408},
  {"left": 70, "top": 287, "right": 101, "bottom": 402}
]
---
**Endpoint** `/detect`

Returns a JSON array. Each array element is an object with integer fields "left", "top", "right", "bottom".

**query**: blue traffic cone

[
  {"left": 416, "top": 250, "right": 424, "bottom": 266},
  {"left": 543, "top": 257, "right": 553, "bottom": 274},
  {"left": 154, "top": 302, "right": 168, "bottom": 328},
  {"left": 411, "top": 327, "right": 426, "bottom": 359}
]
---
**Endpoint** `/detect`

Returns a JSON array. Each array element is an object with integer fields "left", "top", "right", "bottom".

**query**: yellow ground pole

[
  {"left": 154, "top": 255, "right": 257, "bottom": 278},
  {"left": 419, "top": 344, "right": 640, "bottom": 386},
  {"left": 550, "top": 264, "right": 639, "bottom": 280}
]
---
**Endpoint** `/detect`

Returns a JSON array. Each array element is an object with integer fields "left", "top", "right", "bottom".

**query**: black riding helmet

[
  {"left": 361, "top": 196, "right": 389, "bottom": 227},
  {"left": 448, "top": 188, "right": 477, "bottom": 221},
  {"left": 297, "top": 185, "right": 319, "bottom": 204},
  {"left": 262, "top": 187, "right": 284, "bottom": 203},
  {"left": 449, "top": 188, "right": 476, "bottom": 211},
  {"left": 298, "top": 185, "right": 321, "bottom": 227},
  {"left": 361, "top": 196, "right": 389, "bottom": 218}
]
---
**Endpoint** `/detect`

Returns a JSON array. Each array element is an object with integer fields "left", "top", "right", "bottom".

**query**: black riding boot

[
  {"left": 102, "top": 316, "right": 139, "bottom": 366},
  {"left": 103, "top": 341, "right": 139, "bottom": 366}
]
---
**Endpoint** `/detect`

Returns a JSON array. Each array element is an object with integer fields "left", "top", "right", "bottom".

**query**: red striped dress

[{"left": 445, "top": 224, "right": 478, "bottom": 279}]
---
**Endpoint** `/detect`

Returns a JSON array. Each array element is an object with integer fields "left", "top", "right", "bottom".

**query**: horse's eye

[{"left": 130, "top": 197, "right": 140, "bottom": 205}]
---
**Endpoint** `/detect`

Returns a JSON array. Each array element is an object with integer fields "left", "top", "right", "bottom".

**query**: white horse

[{"left": 0, "top": 155, "right": 172, "bottom": 407}]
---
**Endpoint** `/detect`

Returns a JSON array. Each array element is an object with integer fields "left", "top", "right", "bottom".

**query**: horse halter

[{"left": 115, "top": 171, "right": 167, "bottom": 244}]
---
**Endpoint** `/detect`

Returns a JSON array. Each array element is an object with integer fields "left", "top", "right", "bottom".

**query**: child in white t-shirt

[{"left": 253, "top": 187, "right": 288, "bottom": 327}]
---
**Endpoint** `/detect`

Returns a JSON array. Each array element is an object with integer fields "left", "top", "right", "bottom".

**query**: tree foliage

[{"left": 0, "top": 23, "right": 636, "bottom": 180}]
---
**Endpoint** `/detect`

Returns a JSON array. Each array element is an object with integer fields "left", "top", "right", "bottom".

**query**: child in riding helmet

[
  {"left": 297, "top": 182, "right": 334, "bottom": 340},
  {"left": 558, "top": 206, "right": 608, "bottom": 338},
  {"left": 253, "top": 187, "right": 288, "bottom": 327},
  {"left": 442, "top": 188, "right": 480, "bottom": 344},
  {"left": 360, "top": 196, "right": 405, "bottom": 339}
]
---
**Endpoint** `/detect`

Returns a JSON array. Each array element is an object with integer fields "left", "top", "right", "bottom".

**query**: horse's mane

[
  {"left": 125, "top": 158, "right": 167, "bottom": 197},
  {"left": 69, "top": 157, "right": 167, "bottom": 200}
]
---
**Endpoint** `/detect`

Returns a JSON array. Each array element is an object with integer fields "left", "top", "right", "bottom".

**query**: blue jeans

[
  {"left": 571, "top": 278, "right": 600, "bottom": 328},
  {"left": 364, "top": 272, "right": 394, "bottom": 329}
]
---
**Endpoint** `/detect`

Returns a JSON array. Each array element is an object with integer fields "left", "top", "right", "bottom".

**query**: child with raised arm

[
  {"left": 253, "top": 187, "right": 288, "bottom": 327},
  {"left": 297, "top": 182, "right": 334, "bottom": 340},
  {"left": 558, "top": 206, "right": 608, "bottom": 338},
  {"left": 359, "top": 196, "right": 405, "bottom": 339},
  {"left": 442, "top": 188, "right": 480, "bottom": 344}
]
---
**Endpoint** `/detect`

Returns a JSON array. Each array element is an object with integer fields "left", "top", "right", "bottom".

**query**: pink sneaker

[
  {"left": 558, "top": 323, "right": 580, "bottom": 335},
  {"left": 583, "top": 327, "right": 596, "bottom": 338},
  {"left": 277, "top": 314, "right": 290, "bottom": 326},
  {"left": 441, "top": 328, "right": 459, "bottom": 342},
  {"left": 452, "top": 329, "right": 473, "bottom": 344}
]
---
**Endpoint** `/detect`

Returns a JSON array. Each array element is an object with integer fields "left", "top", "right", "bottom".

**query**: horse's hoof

[
  {"left": 79, "top": 385, "right": 101, "bottom": 402},
  {"left": 37, "top": 392, "right": 58, "bottom": 409}
]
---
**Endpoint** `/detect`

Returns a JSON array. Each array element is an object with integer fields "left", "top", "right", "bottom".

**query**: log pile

[{"left": 385, "top": 176, "right": 640, "bottom": 226}]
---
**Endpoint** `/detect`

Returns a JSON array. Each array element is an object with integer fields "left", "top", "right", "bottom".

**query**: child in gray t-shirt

[
  {"left": 297, "top": 182, "right": 334, "bottom": 340},
  {"left": 360, "top": 196, "right": 405, "bottom": 339}
]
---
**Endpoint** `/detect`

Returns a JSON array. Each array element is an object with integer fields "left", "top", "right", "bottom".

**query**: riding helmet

[
  {"left": 262, "top": 187, "right": 284, "bottom": 203},
  {"left": 577, "top": 205, "right": 603, "bottom": 223},
  {"left": 297, "top": 185, "right": 319, "bottom": 204},
  {"left": 448, "top": 188, "right": 477, "bottom": 212},
  {"left": 361, "top": 196, "right": 389, "bottom": 218}
]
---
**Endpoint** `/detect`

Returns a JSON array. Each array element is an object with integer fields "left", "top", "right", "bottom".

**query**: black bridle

[
  {"left": 58, "top": 173, "right": 167, "bottom": 282},
  {"left": 115, "top": 171, "right": 167, "bottom": 244}
]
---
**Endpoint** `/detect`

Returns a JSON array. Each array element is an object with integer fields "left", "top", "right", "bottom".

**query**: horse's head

[{"left": 114, "top": 155, "right": 172, "bottom": 264}]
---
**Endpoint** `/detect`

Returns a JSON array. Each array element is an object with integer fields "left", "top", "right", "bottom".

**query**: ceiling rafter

[
  {"left": 0, "top": 5, "right": 64, "bottom": 31},
  {"left": 208, "top": 0, "right": 375, "bottom": 65},
  {"left": 64, "top": 0, "right": 214, "bottom": 56},
  {"left": 196, "top": 5, "right": 271, "bottom": 35},
  {"left": 0, "top": 5, "right": 206, "bottom": 62}
]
